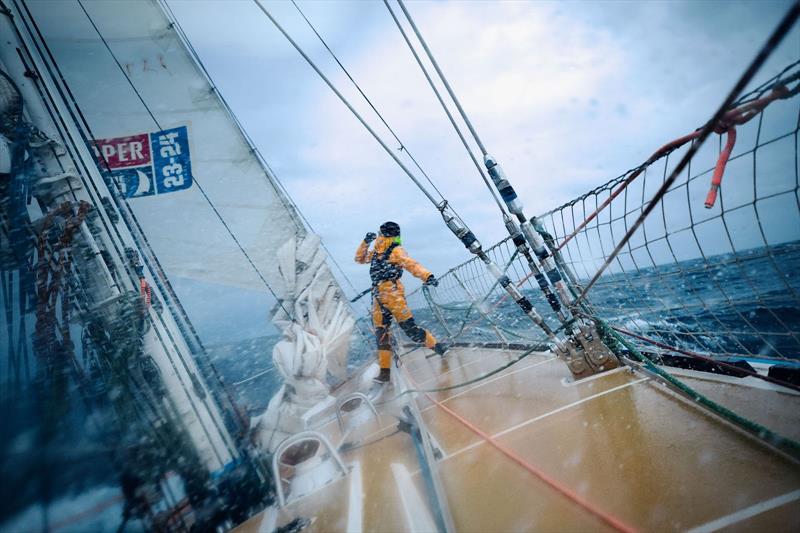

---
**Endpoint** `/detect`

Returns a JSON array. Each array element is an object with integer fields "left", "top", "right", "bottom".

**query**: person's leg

[
  {"left": 380, "top": 282, "right": 449, "bottom": 355},
  {"left": 372, "top": 297, "right": 393, "bottom": 382}
]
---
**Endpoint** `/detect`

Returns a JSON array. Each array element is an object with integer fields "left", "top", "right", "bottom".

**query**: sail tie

[{"left": 382, "top": 0, "right": 506, "bottom": 215}]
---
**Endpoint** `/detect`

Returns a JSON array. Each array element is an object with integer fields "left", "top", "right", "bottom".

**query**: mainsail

[
  {"left": 24, "top": 0, "right": 358, "bottom": 450},
  {"left": 23, "top": 0, "right": 305, "bottom": 292},
  {"left": 0, "top": 0, "right": 357, "bottom": 530}
]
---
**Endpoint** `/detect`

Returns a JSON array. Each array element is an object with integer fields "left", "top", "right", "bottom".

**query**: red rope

[
  {"left": 554, "top": 85, "right": 792, "bottom": 254},
  {"left": 139, "top": 277, "right": 152, "bottom": 307},
  {"left": 442, "top": 88, "right": 793, "bottom": 339},
  {"left": 405, "top": 371, "right": 639, "bottom": 533},
  {"left": 611, "top": 326, "right": 800, "bottom": 393},
  {"left": 555, "top": 131, "right": 699, "bottom": 254},
  {"left": 704, "top": 127, "right": 737, "bottom": 208}
]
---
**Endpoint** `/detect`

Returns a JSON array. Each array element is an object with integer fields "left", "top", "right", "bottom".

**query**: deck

[{"left": 236, "top": 346, "right": 800, "bottom": 532}]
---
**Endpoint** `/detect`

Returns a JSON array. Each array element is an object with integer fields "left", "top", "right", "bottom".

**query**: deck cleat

[{"left": 555, "top": 321, "right": 620, "bottom": 380}]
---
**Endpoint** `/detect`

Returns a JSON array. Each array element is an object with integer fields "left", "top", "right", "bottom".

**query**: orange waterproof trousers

[{"left": 373, "top": 279, "right": 437, "bottom": 369}]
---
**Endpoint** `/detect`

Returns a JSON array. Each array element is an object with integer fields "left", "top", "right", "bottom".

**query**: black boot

[
  {"left": 373, "top": 368, "right": 391, "bottom": 384},
  {"left": 433, "top": 342, "right": 451, "bottom": 356}
]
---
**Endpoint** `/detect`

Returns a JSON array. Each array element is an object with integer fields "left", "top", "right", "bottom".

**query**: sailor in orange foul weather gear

[{"left": 355, "top": 221, "right": 450, "bottom": 383}]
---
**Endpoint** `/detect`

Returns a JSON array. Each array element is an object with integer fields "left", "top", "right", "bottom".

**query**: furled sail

[{"left": 252, "top": 234, "right": 355, "bottom": 452}]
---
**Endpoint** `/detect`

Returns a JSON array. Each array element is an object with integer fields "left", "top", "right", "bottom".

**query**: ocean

[{"left": 209, "top": 241, "right": 800, "bottom": 415}]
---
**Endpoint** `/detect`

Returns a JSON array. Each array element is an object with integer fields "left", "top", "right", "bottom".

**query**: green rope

[
  {"left": 594, "top": 317, "right": 800, "bottom": 458},
  {"left": 379, "top": 346, "right": 547, "bottom": 405},
  {"left": 422, "top": 286, "right": 475, "bottom": 338}
]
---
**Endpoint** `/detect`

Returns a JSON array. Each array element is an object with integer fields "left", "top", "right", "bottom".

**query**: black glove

[
  {"left": 425, "top": 274, "right": 439, "bottom": 287},
  {"left": 364, "top": 232, "right": 377, "bottom": 243}
]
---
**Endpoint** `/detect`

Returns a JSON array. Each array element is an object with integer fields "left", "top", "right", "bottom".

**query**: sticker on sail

[{"left": 91, "top": 126, "right": 193, "bottom": 198}]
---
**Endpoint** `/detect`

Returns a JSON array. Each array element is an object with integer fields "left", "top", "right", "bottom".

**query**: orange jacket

[{"left": 355, "top": 235, "right": 432, "bottom": 281}]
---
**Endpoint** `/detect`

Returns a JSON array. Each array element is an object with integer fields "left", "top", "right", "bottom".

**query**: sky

[{"left": 160, "top": 0, "right": 800, "bottom": 341}]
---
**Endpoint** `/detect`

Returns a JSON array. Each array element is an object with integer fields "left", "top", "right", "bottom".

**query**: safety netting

[{"left": 408, "top": 60, "right": 800, "bottom": 362}]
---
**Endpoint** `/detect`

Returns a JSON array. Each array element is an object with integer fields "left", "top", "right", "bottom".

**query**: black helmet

[{"left": 380, "top": 221, "right": 400, "bottom": 237}]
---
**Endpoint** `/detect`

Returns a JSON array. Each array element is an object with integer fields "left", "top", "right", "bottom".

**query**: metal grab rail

[
  {"left": 335, "top": 392, "right": 380, "bottom": 432},
  {"left": 272, "top": 430, "right": 348, "bottom": 507}
]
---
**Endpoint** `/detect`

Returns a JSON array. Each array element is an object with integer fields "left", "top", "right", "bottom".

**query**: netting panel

[{"left": 408, "top": 63, "right": 800, "bottom": 361}]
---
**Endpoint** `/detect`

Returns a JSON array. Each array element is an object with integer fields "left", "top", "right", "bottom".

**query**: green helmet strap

[{"left": 394, "top": 236, "right": 402, "bottom": 245}]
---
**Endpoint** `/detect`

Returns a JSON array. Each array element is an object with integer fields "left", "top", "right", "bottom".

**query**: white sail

[
  {"left": 25, "top": 0, "right": 305, "bottom": 291},
  {"left": 25, "top": 0, "right": 357, "bottom": 451}
]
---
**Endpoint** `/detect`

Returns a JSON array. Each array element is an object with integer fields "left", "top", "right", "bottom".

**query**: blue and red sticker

[{"left": 91, "top": 126, "right": 193, "bottom": 198}]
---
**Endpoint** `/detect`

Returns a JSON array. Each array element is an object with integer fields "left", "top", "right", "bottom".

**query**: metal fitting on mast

[
  {"left": 483, "top": 257, "right": 556, "bottom": 340},
  {"left": 492, "top": 180, "right": 617, "bottom": 373},
  {"left": 440, "top": 204, "right": 556, "bottom": 340},
  {"left": 555, "top": 321, "right": 620, "bottom": 380},
  {"left": 484, "top": 153, "right": 572, "bottom": 306},
  {"left": 484, "top": 153, "right": 523, "bottom": 216},
  {"left": 504, "top": 215, "right": 567, "bottom": 322},
  {"left": 440, "top": 204, "right": 482, "bottom": 255}
]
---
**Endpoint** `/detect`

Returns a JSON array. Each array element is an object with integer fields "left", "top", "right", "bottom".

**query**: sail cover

[{"left": 23, "top": 0, "right": 304, "bottom": 292}]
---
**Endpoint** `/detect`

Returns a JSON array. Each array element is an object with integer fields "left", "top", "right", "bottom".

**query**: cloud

[{"left": 168, "top": 0, "right": 798, "bottom": 292}]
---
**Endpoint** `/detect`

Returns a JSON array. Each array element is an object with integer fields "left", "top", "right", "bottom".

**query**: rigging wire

[
  {"left": 552, "top": 73, "right": 800, "bottom": 254},
  {"left": 381, "top": 0, "right": 506, "bottom": 215},
  {"left": 75, "top": 0, "right": 293, "bottom": 318},
  {"left": 252, "top": 0, "right": 557, "bottom": 340},
  {"left": 289, "top": 0, "right": 518, "bottom": 336},
  {"left": 611, "top": 326, "right": 800, "bottom": 394},
  {"left": 396, "top": 0, "right": 488, "bottom": 156},
  {"left": 537, "top": 60, "right": 800, "bottom": 220},
  {"left": 388, "top": 0, "right": 571, "bottom": 322},
  {"left": 288, "top": 0, "right": 478, "bottom": 309},
  {"left": 595, "top": 317, "right": 800, "bottom": 459},
  {"left": 252, "top": 0, "right": 441, "bottom": 208},
  {"left": 572, "top": 1, "right": 800, "bottom": 307},
  {"left": 290, "top": 0, "right": 450, "bottom": 205}
]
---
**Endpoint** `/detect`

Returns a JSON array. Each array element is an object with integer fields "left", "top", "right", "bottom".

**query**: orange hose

[{"left": 705, "top": 127, "right": 737, "bottom": 208}]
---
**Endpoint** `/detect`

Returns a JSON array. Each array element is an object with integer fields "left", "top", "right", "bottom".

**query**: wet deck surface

[{"left": 237, "top": 346, "right": 800, "bottom": 532}]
